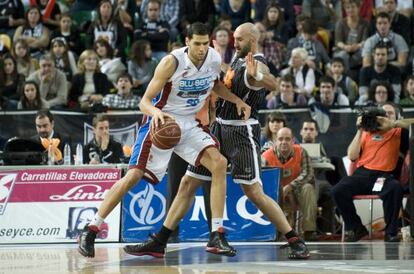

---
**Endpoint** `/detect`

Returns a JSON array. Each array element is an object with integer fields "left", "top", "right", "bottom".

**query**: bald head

[
  {"left": 234, "top": 23, "right": 259, "bottom": 58},
  {"left": 236, "top": 22, "right": 260, "bottom": 41},
  {"left": 276, "top": 127, "right": 294, "bottom": 155}
]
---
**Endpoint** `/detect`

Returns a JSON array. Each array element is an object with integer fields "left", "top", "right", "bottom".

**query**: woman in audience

[
  {"left": 12, "top": 39, "right": 39, "bottom": 78},
  {"left": 69, "top": 49, "right": 113, "bottom": 110},
  {"left": 18, "top": 80, "right": 49, "bottom": 110},
  {"left": 13, "top": 6, "right": 50, "bottom": 59},
  {"left": 0, "top": 53, "right": 25, "bottom": 109},
  {"left": 260, "top": 111, "right": 287, "bottom": 153},
  {"left": 367, "top": 81, "right": 395, "bottom": 106},
  {"left": 127, "top": 40, "right": 157, "bottom": 95},
  {"left": 281, "top": 47, "right": 315, "bottom": 98},
  {"left": 50, "top": 13, "right": 81, "bottom": 56},
  {"left": 94, "top": 38, "right": 126, "bottom": 84},
  {"left": 400, "top": 75, "right": 414, "bottom": 106},
  {"left": 50, "top": 37, "right": 78, "bottom": 82},
  {"left": 334, "top": 0, "right": 369, "bottom": 71},
  {"left": 211, "top": 26, "right": 234, "bottom": 72},
  {"left": 29, "top": 0, "right": 62, "bottom": 29},
  {"left": 261, "top": 2, "right": 289, "bottom": 45}
]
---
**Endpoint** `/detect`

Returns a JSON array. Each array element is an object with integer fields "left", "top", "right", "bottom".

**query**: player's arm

[
  {"left": 245, "top": 52, "right": 278, "bottom": 91},
  {"left": 138, "top": 55, "right": 176, "bottom": 128},
  {"left": 212, "top": 81, "right": 251, "bottom": 120}
]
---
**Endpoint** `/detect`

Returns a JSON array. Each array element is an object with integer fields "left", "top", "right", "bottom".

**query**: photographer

[{"left": 331, "top": 102, "right": 408, "bottom": 242}]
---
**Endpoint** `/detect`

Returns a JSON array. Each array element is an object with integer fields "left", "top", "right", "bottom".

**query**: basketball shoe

[
  {"left": 78, "top": 224, "right": 98, "bottom": 258},
  {"left": 123, "top": 234, "right": 166, "bottom": 258},
  {"left": 281, "top": 237, "right": 310, "bottom": 259},
  {"left": 205, "top": 227, "right": 237, "bottom": 257}
]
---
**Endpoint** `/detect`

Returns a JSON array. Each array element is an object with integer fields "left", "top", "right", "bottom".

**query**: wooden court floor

[{"left": 1, "top": 241, "right": 414, "bottom": 273}]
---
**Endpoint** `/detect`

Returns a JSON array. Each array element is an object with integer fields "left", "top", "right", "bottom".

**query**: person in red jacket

[{"left": 261, "top": 127, "right": 317, "bottom": 241}]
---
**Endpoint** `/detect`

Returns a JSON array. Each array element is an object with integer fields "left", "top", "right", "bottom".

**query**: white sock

[
  {"left": 211, "top": 218, "right": 223, "bottom": 232},
  {"left": 90, "top": 213, "right": 104, "bottom": 229}
]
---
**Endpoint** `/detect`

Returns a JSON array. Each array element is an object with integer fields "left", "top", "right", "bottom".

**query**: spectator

[
  {"left": 261, "top": 2, "right": 290, "bottom": 45},
  {"left": 0, "top": 0, "right": 25, "bottom": 37},
  {"left": 29, "top": 0, "right": 61, "bottom": 29},
  {"left": 375, "top": 0, "right": 413, "bottom": 18},
  {"left": 211, "top": 26, "right": 234, "bottom": 72},
  {"left": 27, "top": 53, "right": 68, "bottom": 109},
  {"left": 83, "top": 114, "right": 124, "bottom": 164},
  {"left": 220, "top": 0, "right": 251, "bottom": 30},
  {"left": 94, "top": 38, "right": 126, "bottom": 84},
  {"left": 178, "top": 0, "right": 216, "bottom": 35},
  {"left": 261, "top": 127, "right": 318, "bottom": 241},
  {"left": 281, "top": 47, "right": 316, "bottom": 97},
  {"left": 366, "top": 81, "right": 395, "bottom": 106},
  {"left": 86, "top": 0, "right": 128, "bottom": 58},
  {"left": 134, "top": 0, "right": 170, "bottom": 61},
  {"left": 102, "top": 73, "right": 141, "bottom": 109},
  {"left": 13, "top": 6, "right": 50, "bottom": 59},
  {"left": 301, "top": 0, "right": 341, "bottom": 31},
  {"left": 358, "top": 43, "right": 401, "bottom": 104},
  {"left": 267, "top": 74, "right": 307, "bottom": 109},
  {"left": 138, "top": 0, "right": 180, "bottom": 41},
  {"left": 400, "top": 75, "right": 414, "bottom": 107},
  {"left": 254, "top": 0, "right": 296, "bottom": 36},
  {"left": 0, "top": 53, "right": 25, "bottom": 109},
  {"left": 361, "top": 12, "right": 408, "bottom": 68},
  {"left": 18, "top": 80, "right": 50, "bottom": 110},
  {"left": 50, "top": 37, "right": 78, "bottom": 82},
  {"left": 331, "top": 102, "right": 407, "bottom": 242},
  {"left": 127, "top": 40, "right": 157, "bottom": 94},
  {"left": 260, "top": 111, "right": 287, "bottom": 153},
  {"left": 50, "top": 13, "right": 81, "bottom": 56},
  {"left": 308, "top": 75, "right": 350, "bottom": 107},
  {"left": 11, "top": 38, "right": 39, "bottom": 78},
  {"left": 69, "top": 49, "right": 114, "bottom": 111},
  {"left": 334, "top": 0, "right": 369, "bottom": 71},
  {"left": 330, "top": 57, "right": 358, "bottom": 104}
]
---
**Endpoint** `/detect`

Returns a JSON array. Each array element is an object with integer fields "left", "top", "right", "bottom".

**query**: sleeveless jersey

[
  {"left": 216, "top": 53, "right": 267, "bottom": 121},
  {"left": 153, "top": 46, "right": 221, "bottom": 118}
]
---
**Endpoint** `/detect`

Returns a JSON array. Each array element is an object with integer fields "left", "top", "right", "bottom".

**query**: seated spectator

[
  {"left": 262, "top": 2, "right": 290, "bottom": 45},
  {"left": 281, "top": 47, "right": 316, "bottom": 97},
  {"left": 50, "top": 37, "right": 78, "bottom": 82},
  {"left": 13, "top": 6, "right": 50, "bottom": 59},
  {"left": 267, "top": 74, "right": 307, "bottom": 109},
  {"left": 0, "top": 53, "right": 25, "bottom": 109},
  {"left": 94, "top": 38, "right": 126, "bottom": 84},
  {"left": 301, "top": 0, "right": 341, "bottom": 31},
  {"left": 308, "top": 75, "right": 350, "bottom": 107},
  {"left": 178, "top": 0, "right": 216, "bottom": 35},
  {"left": 254, "top": 0, "right": 296, "bottom": 37},
  {"left": 215, "top": 14, "right": 235, "bottom": 48},
  {"left": 287, "top": 18, "right": 330, "bottom": 75},
  {"left": 27, "top": 53, "right": 68, "bottom": 109},
  {"left": 211, "top": 26, "right": 234, "bottom": 73},
  {"left": 0, "top": 0, "right": 25, "bottom": 37},
  {"left": 358, "top": 43, "right": 401, "bottom": 104},
  {"left": 127, "top": 40, "right": 157, "bottom": 94},
  {"left": 362, "top": 12, "right": 408, "bottom": 69},
  {"left": 400, "top": 75, "right": 414, "bottom": 107},
  {"left": 29, "top": 0, "right": 61, "bottom": 29},
  {"left": 18, "top": 80, "right": 50, "bottom": 110},
  {"left": 50, "top": 13, "right": 81, "bottom": 56},
  {"left": 102, "top": 73, "right": 141, "bottom": 109},
  {"left": 83, "top": 114, "right": 124, "bottom": 164},
  {"left": 134, "top": 0, "right": 170, "bottom": 61},
  {"left": 333, "top": 0, "right": 369, "bottom": 71},
  {"left": 332, "top": 102, "right": 407, "bottom": 242},
  {"left": 330, "top": 57, "right": 358, "bottom": 105},
  {"left": 260, "top": 111, "right": 287, "bottom": 153},
  {"left": 366, "top": 81, "right": 395, "bottom": 106},
  {"left": 11, "top": 39, "right": 39, "bottom": 78},
  {"left": 220, "top": 0, "right": 251, "bottom": 30},
  {"left": 86, "top": 0, "right": 128, "bottom": 58},
  {"left": 262, "top": 127, "right": 317, "bottom": 241}
]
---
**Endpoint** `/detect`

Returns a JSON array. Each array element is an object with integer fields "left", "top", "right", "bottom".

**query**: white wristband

[{"left": 254, "top": 71, "right": 264, "bottom": 81}]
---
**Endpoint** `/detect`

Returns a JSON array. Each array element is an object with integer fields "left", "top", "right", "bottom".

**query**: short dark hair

[
  {"left": 374, "top": 41, "right": 389, "bottom": 53},
  {"left": 302, "top": 118, "right": 319, "bottom": 132},
  {"left": 331, "top": 57, "right": 345, "bottom": 66},
  {"left": 376, "top": 12, "right": 391, "bottom": 23},
  {"left": 117, "top": 72, "right": 133, "bottom": 84},
  {"left": 319, "top": 75, "right": 335, "bottom": 87},
  {"left": 280, "top": 74, "right": 296, "bottom": 87},
  {"left": 302, "top": 19, "right": 317, "bottom": 35},
  {"left": 36, "top": 109, "right": 54, "bottom": 122},
  {"left": 92, "top": 114, "right": 109, "bottom": 127},
  {"left": 187, "top": 22, "right": 210, "bottom": 39}
]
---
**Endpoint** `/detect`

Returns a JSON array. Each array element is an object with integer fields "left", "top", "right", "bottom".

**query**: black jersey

[{"left": 216, "top": 53, "right": 267, "bottom": 121}]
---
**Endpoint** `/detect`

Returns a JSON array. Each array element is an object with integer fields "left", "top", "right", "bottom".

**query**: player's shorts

[
  {"left": 186, "top": 118, "right": 262, "bottom": 185},
  {"left": 129, "top": 116, "right": 218, "bottom": 184}
]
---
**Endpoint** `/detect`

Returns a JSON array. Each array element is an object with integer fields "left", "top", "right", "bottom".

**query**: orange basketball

[{"left": 150, "top": 118, "right": 181, "bottom": 149}]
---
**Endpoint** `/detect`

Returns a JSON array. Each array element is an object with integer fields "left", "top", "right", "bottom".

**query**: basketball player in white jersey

[{"left": 78, "top": 22, "right": 250, "bottom": 258}]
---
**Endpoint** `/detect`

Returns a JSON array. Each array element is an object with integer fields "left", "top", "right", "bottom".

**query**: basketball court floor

[{"left": 1, "top": 241, "right": 414, "bottom": 273}]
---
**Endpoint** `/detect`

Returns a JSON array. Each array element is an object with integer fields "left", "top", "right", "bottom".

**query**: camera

[{"left": 358, "top": 107, "right": 386, "bottom": 132}]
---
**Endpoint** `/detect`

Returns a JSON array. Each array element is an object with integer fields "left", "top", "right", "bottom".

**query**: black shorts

[{"left": 187, "top": 120, "right": 262, "bottom": 185}]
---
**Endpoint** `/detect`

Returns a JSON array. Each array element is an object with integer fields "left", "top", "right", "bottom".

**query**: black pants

[
  {"left": 167, "top": 152, "right": 212, "bottom": 235},
  {"left": 331, "top": 167, "right": 404, "bottom": 236}
]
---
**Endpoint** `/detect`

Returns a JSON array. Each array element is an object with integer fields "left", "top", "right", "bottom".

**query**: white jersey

[{"left": 152, "top": 46, "right": 221, "bottom": 118}]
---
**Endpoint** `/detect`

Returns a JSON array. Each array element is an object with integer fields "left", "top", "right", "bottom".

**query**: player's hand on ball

[{"left": 151, "top": 109, "right": 175, "bottom": 132}]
